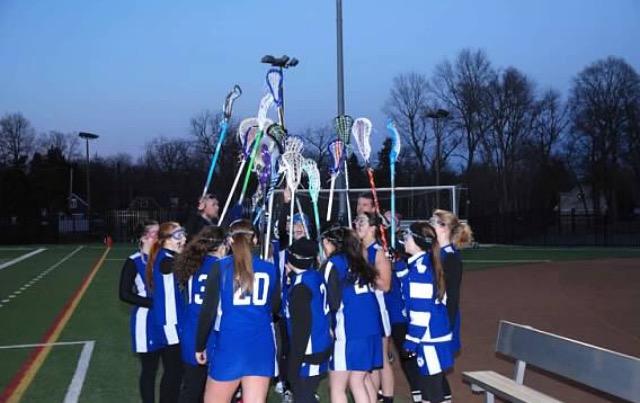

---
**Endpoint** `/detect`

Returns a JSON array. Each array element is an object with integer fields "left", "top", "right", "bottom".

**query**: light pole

[
  {"left": 261, "top": 54, "right": 299, "bottom": 128},
  {"left": 424, "top": 109, "right": 449, "bottom": 208},
  {"left": 78, "top": 132, "right": 99, "bottom": 232}
]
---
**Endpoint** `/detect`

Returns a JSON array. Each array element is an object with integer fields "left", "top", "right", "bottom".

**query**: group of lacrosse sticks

[{"left": 200, "top": 68, "right": 403, "bottom": 258}]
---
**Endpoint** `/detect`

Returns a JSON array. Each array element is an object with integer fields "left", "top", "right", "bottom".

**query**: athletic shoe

[
  {"left": 282, "top": 390, "right": 294, "bottom": 403},
  {"left": 274, "top": 381, "right": 285, "bottom": 394}
]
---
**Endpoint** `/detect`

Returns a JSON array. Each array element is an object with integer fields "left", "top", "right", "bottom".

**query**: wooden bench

[{"left": 462, "top": 320, "right": 640, "bottom": 402}]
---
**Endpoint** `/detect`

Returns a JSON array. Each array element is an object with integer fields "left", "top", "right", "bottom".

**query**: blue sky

[{"left": 1, "top": 0, "right": 638, "bottom": 157}]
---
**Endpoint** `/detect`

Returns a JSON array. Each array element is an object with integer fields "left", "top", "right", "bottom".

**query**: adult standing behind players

[
  {"left": 173, "top": 226, "right": 229, "bottom": 403},
  {"left": 144, "top": 222, "right": 187, "bottom": 403},
  {"left": 185, "top": 194, "right": 220, "bottom": 240},
  {"left": 195, "top": 220, "right": 280, "bottom": 403},
  {"left": 118, "top": 220, "right": 160, "bottom": 403}
]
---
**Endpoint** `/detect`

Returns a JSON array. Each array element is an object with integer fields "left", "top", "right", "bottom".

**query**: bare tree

[
  {"left": 0, "top": 112, "right": 36, "bottom": 168},
  {"left": 383, "top": 72, "right": 432, "bottom": 175},
  {"left": 531, "top": 89, "right": 569, "bottom": 161},
  {"left": 189, "top": 111, "right": 219, "bottom": 156},
  {"left": 569, "top": 56, "right": 640, "bottom": 216},
  {"left": 482, "top": 67, "right": 538, "bottom": 213},
  {"left": 38, "top": 131, "right": 81, "bottom": 161},
  {"left": 300, "top": 125, "right": 333, "bottom": 170},
  {"left": 142, "top": 137, "right": 195, "bottom": 174},
  {"left": 431, "top": 49, "right": 494, "bottom": 177}
]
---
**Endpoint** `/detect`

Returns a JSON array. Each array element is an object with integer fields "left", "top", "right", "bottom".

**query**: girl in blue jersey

[
  {"left": 174, "top": 226, "right": 229, "bottom": 403},
  {"left": 430, "top": 209, "right": 473, "bottom": 400},
  {"left": 119, "top": 220, "right": 160, "bottom": 403},
  {"left": 355, "top": 212, "right": 394, "bottom": 403},
  {"left": 321, "top": 225, "right": 382, "bottom": 403},
  {"left": 196, "top": 219, "right": 280, "bottom": 403},
  {"left": 402, "top": 222, "right": 454, "bottom": 403},
  {"left": 144, "top": 221, "right": 187, "bottom": 403},
  {"left": 283, "top": 238, "right": 332, "bottom": 403}
]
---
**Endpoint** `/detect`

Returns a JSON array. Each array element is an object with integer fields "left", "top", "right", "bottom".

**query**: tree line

[{"left": 1, "top": 49, "right": 639, "bottom": 227}]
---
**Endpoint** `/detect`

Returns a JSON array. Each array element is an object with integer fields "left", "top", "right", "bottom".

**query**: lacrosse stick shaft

[
  {"left": 237, "top": 131, "right": 264, "bottom": 206},
  {"left": 295, "top": 198, "right": 310, "bottom": 239},
  {"left": 391, "top": 162, "right": 396, "bottom": 248},
  {"left": 289, "top": 189, "right": 296, "bottom": 246},
  {"left": 219, "top": 158, "right": 247, "bottom": 224},
  {"left": 326, "top": 176, "right": 337, "bottom": 221},
  {"left": 202, "top": 121, "right": 228, "bottom": 198},
  {"left": 344, "top": 160, "right": 353, "bottom": 225},
  {"left": 366, "top": 168, "right": 389, "bottom": 250},
  {"left": 263, "top": 190, "right": 276, "bottom": 260},
  {"left": 312, "top": 202, "right": 324, "bottom": 260}
]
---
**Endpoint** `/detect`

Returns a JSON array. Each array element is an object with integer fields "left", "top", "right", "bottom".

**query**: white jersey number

[
  {"left": 233, "top": 272, "right": 270, "bottom": 306},
  {"left": 193, "top": 274, "right": 208, "bottom": 305},
  {"left": 319, "top": 283, "right": 330, "bottom": 315}
]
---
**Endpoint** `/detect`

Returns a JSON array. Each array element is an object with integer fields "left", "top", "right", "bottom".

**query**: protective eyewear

[
  {"left": 170, "top": 227, "right": 187, "bottom": 240},
  {"left": 401, "top": 228, "right": 432, "bottom": 244},
  {"left": 428, "top": 217, "right": 447, "bottom": 228}
]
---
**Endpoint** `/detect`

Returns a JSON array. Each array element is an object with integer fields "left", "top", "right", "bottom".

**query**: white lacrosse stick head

[
  {"left": 352, "top": 117, "right": 373, "bottom": 164},
  {"left": 257, "top": 93, "right": 274, "bottom": 131},
  {"left": 302, "top": 158, "right": 321, "bottom": 204},
  {"left": 283, "top": 135, "right": 304, "bottom": 155},
  {"left": 266, "top": 69, "right": 284, "bottom": 107},
  {"left": 281, "top": 151, "right": 304, "bottom": 192}
]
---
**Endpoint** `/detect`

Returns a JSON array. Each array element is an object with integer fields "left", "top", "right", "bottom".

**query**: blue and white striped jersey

[{"left": 151, "top": 248, "right": 181, "bottom": 346}]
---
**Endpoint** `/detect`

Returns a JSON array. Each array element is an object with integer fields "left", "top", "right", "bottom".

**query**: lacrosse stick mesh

[
  {"left": 328, "top": 139, "right": 345, "bottom": 177},
  {"left": 334, "top": 115, "right": 354, "bottom": 145},
  {"left": 266, "top": 69, "right": 284, "bottom": 107},
  {"left": 223, "top": 85, "right": 242, "bottom": 121},
  {"left": 387, "top": 119, "right": 402, "bottom": 164},
  {"left": 352, "top": 118, "right": 372, "bottom": 164},
  {"left": 267, "top": 123, "right": 287, "bottom": 147},
  {"left": 283, "top": 135, "right": 304, "bottom": 155},
  {"left": 303, "top": 159, "right": 321, "bottom": 204}
]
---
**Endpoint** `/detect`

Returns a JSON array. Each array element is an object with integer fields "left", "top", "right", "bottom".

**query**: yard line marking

[
  {"left": 63, "top": 341, "right": 95, "bottom": 403},
  {"left": 0, "top": 246, "right": 84, "bottom": 310},
  {"left": 0, "top": 248, "right": 46, "bottom": 271},
  {"left": 466, "top": 259, "right": 552, "bottom": 263},
  {"left": 0, "top": 247, "right": 110, "bottom": 403},
  {"left": 0, "top": 341, "right": 94, "bottom": 350}
]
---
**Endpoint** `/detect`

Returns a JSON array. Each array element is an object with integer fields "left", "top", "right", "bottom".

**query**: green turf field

[{"left": 0, "top": 244, "right": 638, "bottom": 402}]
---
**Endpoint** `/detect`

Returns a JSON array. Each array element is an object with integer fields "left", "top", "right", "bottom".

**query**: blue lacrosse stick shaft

[
  {"left": 391, "top": 161, "right": 396, "bottom": 248},
  {"left": 202, "top": 121, "right": 229, "bottom": 198}
]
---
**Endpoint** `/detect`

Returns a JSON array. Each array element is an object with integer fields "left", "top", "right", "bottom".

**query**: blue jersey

[
  {"left": 209, "top": 255, "right": 278, "bottom": 381},
  {"left": 180, "top": 255, "right": 224, "bottom": 366},
  {"left": 151, "top": 248, "right": 181, "bottom": 346},
  {"left": 366, "top": 242, "right": 391, "bottom": 336},
  {"left": 127, "top": 252, "right": 164, "bottom": 353},
  {"left": 403, "top": 252, "right": 453, "bottom": 375},
  {"left": 324, "top": 254, "right": 381, "bottom": 340},
  {"left": 384, "top": 259, "right": 408, "bottom": 325},
  {"left": 284, "top": 269, "right": 332, "bottom": 377}
]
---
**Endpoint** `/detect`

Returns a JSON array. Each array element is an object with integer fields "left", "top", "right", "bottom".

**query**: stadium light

[
  {"left": 424, "top": 109, "right": 450, "bottom": 207},
  {"left": 78, "top": 131, "right": 99, "bottom": 234}
]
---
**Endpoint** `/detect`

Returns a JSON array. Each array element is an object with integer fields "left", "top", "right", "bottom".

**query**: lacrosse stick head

[
  {"left": 352, "top": 117, "right": 373, "bottom": 164},
  {"left": 257, "top": 93, "right": 274, "bottom": 131},
  {"left": 283, "top": 135, "right": 304, "bottom": 155},
  {"left": 254, "top": 131, "right": 281, "bottom": 172},
  {"left": 327, "top": 139, "right": 345, "bottom": 176},
  {"left": 266, "top": 123, "right": 287, "bottom": 148},
  {"left": 223, "top": 85, "right": 242, "bottom": 121},
  {"left": 281, "top": 151, "right": 304, "bottom": 191},
  {"left": 302, "top": 158, "right": 321, "bottom": 204},
  {"left": 258, "top": 144, "right": 271, "bottom": 186},
  {"left": 333, "top": 115, "right": 354, "bottom": 146},
  {"left": 386, "top": 119, "right": 402, "bottom": 164},
  {"left": 238, "top": 117, "right": 272, "bottom": 157},
  {"left": 266, "top": 68, "right": 284, "bottom": 107}
]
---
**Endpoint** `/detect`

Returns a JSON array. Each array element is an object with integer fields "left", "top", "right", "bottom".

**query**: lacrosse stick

[
  {"left": 326, "top": 139, "right": 345, "bottom": 221},
  {"left": 218, "top": 118, "right": 262, "bottom": 224},
  {"left": 267, "top": 68, "right": 285, "bottom": 128},
  {"left": 303, "top": 158, "right": 324, "bottom": 258},
  {"left": 262, "top": 157, "right": 281, "bottom": 259},
  {"left": 281, "top": 151, "right": 304, "bottom": 246},
  {"left": 334, "top": 115, "right": 354, "bottom": 224},
  {"left": 387, "top": 119, "right": 402, "bottom": 248},
  {"left": 201, "top": 85, "right": 242, "bottom": 198},
  {"left": 353, "top": 117, "right": 388, "bottom": 250},
  {"left": 236, "top": 93, "right": 274, "bottom": 208}
]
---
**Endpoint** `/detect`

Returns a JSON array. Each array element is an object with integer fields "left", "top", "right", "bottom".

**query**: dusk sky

[{"left": 1, "top": 0, "right": 639, "bottom": 157}]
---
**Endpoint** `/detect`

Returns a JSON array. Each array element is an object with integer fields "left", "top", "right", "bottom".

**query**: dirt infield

[{"left": 391, "top": 258, "right": 640, "bottom": 402}]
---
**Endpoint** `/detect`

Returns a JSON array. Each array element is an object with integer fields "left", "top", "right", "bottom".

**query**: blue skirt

[
  {"left": 415, "top": 342, "right": 454, "bottom": 376},
  {"left": 330, "top": 335, "right": 383, "bottom": 372},
  {"left": 209, "top": 325, "right": 277, "bottom": 381}
]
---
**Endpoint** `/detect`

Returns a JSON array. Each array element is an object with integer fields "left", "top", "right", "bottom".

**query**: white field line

[
  {"left": 0, "top": 340, "right": 94, "bottom": 349},
  {"left": 0, "top": 247, "right": 34, "bottom": 251},
  {"left": 63, "top": 341, "right": 95, "bottom": 403},
  {"left": 0, "top": 248, "right": 46, "bottom": 271},
  {"left": 0, "top": 246, "right": 84, "bottom": 309},
  {"left": 466, "top": 259, "right": 551, "bottom": 263}
]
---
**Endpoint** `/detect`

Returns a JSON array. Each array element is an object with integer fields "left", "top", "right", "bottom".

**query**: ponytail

[
  {"left": 144, "top": 221, "right": 181, "bottom": 290},
  {"left": 228, "top": 220, "right": 255, "bottom": 294},
  {"left": 409, "top": 222, "right": 445, "bottom": 301}
]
